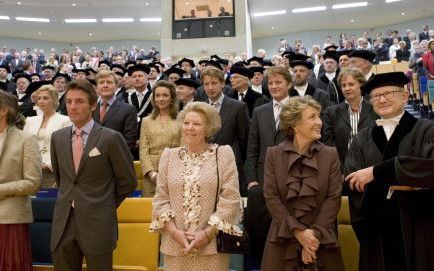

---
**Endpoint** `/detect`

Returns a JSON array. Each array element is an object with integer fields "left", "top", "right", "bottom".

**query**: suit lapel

[
  {"left": 102, "top": 100, "right": 120, "bottom": 125},
  {"left": 337, "top": 103, "right": 351, "bottom": 127},
  {"left": 214, "top": 97, "right": 231, "bottom": 142},
  {"left": 358, "top": 100, "right": 370, "bottom": 128},
  {"left": 76, "top": 124, "right": 102, "bottom": 177}
]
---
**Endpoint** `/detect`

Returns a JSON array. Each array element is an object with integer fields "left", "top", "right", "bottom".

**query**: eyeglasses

[{"left": 369, "top": 90, "right": 403, "bottom": 101}]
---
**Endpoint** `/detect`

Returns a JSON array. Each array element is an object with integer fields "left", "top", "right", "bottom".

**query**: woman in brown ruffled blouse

[
  {"left": 262, "top": 96, "right": 345, "bottom": 271},
  {"left": 150, "top": 101, "right": 242, "bottom": 271}
]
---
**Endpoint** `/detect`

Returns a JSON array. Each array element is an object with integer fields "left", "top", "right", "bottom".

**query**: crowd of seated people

[{"left": 0, "top": 23, "right": 434, "bottom": 271}]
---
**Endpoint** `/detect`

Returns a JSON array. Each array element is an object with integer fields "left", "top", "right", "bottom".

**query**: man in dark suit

[
  {"left": 201, "top": 66, "right": 250, "bottom": 195},
  {"left": 244, "top": 66, "right": 290, "bottom": 270},
  {"left": 317, "top": 51, "right": 343, "bottom": 106},
  {"left": 349, "top": 50, "right": 376, "bottom": 82},
  {"left": 289, "top": 60, "right": 330, "bottom": 112},
  {"left": 50, "top": 79, "right": 136, "bottom": 271},
  {"left": 227, "top": 65, "right": 268, "bottom": 118},
  {"left": 53, "top": 73, "right": 71, "bottom": 115},
  {"left": 9, "top": 52, "right": 22, "bottom": 73},
  {"left": 93, "top": 70, "right": 138, "bottom": 152},
  {"left": 419, "top": 25, "right": 430, "bottom": 41},
  {"left": 13, "top": 73, "right": 36, "bottom": 117}
]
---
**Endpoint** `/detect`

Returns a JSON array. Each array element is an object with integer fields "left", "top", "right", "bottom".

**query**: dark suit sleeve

[
  {"left": 322, "top": 107, "right": 336, "bottom": 146},
  {"left": 108, "top": 132, "right": 137, "bottom": 207},
  {"left": 237, "top": 103, "right": 250, "bottom": 162},
  {"left": 50, "top": 133, "right": 61, "bottom": 187},
  {"left": 244, "top": 108, "right": 260, "bottom": 183},
  {"left": 123, "top": 105, "right": 138, "bottom": 149}
]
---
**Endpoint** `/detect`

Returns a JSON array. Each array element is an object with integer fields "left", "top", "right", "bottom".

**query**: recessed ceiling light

[
  {"left": 102, "top": 18, "right": 134, "bottom": 22},
  {"left": 401, "top": 12, "right": 405, "bottom": 15},
  {"left": 350, "top": 19, "right": 355, "bottom": 22},
  {"left": 139, "top": 17, "right": 162, "bottom": 22},
  {"left": 38, "top": 32, "right": 42, "bottom": 35},
  {"left": 16, "top": 17, "right": 50, "bottom": 22},
  {"left": 17, "top": 2, "right": 21, "bottom": 5},
  {"left": 65, "top": 18, "right": 97, "bottom": 23},
  {"left": 145, "top": 2, "right": 149, "bottom": 5},
  {"left": 88, "top": 33, "right": 93, "bottom": 36},
  {"left": 0, "top": 16, "right": 10, "bottom": 20},
  {"left": 253, "top": 10, "right": 287, "bottom": 17},
  {"left": 271, "top": 26, "right": 275, "bottom": 29},
  {"left": 72, "top": 3, "right": 76, "bottom": 7},
  {"left": 332, "top": 2, "right": 368, "bottom": 9},
  {"left": 292, "top": 6, "right": 326, "bottom": 13}
]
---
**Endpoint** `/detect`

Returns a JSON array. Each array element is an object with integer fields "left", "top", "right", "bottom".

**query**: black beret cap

[
  {"left": 362, "top": 72, "right": 409, "bottom": 95},
  {"left": 0, "top": 64, "right": 10, "bottom": 74},
  {"left": 148, "top": 63, "right": 160, "bottom": 73},
  {"left": 198, "top": 59, "right": 208, "bottom": 65},
  {"left": 42, "top": 65, "right": 56, "bottom": 71},
  {"left": 247, "top": 56, "right": 264, "bottom": 66},
  {"left": 14, "top": 73, "right": 31, "bottom": 83},
  {"left": 26, "top": 80, "right": 52, "bottom": 95},
  {"left": 349, "top": 50, "right": 376, "bottom": 63},
  {"left": 217, "top": 58, "right": 229, "bottom": 66},
  {"left": 324, "top": 44, "right": 339, "bottom": 51},
  {"left": 127, "top": 64, "right": 150, "bottom": 76},
  {"left": 230, "top": 66, "right": 254, "bottom": 79},
  {"left": 337, "top": 49, "right": 354, "bottom": 58},
  {"left": 52, "top": 73, "right": 71, "bottom": 82},
  {"left": 85, "top": 67, "right": 97, "bottom": 74},
  {"left": 323, "top": 51, "right": 339, "bottom": 63},
  {"left": 291, "top": 53, "right": 310, "bottom": 61},
  {"left": 73, "top": 68, "right": 90, "bottom": 75},
  {"left": 250, "top": 66, "right": 265, "bottom": 74},
  {"left": 175, "top": 78, "right": 200, "bottom": 89},
  {"left": 98, "top": 60, "right": 111, "bottom": 67},
  {"left": 164, "top": 67, "right": 185, "bottom": 77},
  {"left": 290, "top": 60, "right": 314, "bottom": 70},
  {"left": 281, "top": 50, "right": 294, "bottom": 58},
  {"left": 205, "top": 60, "right": 223, "bottom": 70},
  {"left": 12, "top": 69, "right": 24, "bottom": 77},
  {"left": 110, "top": 64, "right": 125, "bottom": 73},
  {"left": 262, "top": 59, "right": 273, "bottom": 66},
  {"left": 210, "top": 55, "right": 221, "bottom": 61},
  {"left": 178, "top": 57, "right": 195, "bottom": 68}
]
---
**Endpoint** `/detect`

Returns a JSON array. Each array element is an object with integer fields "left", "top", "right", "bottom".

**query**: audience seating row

[{"left": 30, "top": 195, "right": 359, "bottom": 271}]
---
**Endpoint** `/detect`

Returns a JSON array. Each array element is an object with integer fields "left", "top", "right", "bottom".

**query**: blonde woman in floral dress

[{"left": 150, "top": 102, "right": 243, "bottom": 271}]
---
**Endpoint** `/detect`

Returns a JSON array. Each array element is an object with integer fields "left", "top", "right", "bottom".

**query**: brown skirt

[{"left": 0, "top": 224, "right": 33, "bottom": 271}]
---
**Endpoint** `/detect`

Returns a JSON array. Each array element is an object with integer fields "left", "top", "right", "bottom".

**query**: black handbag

[{"left": 214, "top": 147, "right": 250, "bottom": 254}]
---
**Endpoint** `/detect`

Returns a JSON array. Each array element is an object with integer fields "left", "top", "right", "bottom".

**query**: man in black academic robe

[{"left": 345, "top": 72, "right": 434, "bottom": 271}]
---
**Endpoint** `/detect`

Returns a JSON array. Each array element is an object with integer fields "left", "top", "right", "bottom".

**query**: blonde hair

[
  {"left": 95, "top": 70, "right": 118, "bottom": 85},
  {"left": 337, "top": 68, "right": 367, "bottom": 87},
  {"left": 201, "top": 67, "right": 225, "bottom": 84},
  {"left": 177, "top": 101, "right": 221, "bottom": 141},
  {"left": 33, "top": 84, "right": 60, "bottom": 110},
  {"left": 265, "top": 66, "right": 292, "bottom": 85},
  {"left": 280, "top": 96, "right": 321, "bottom": 139},
  {"left": 150, "top": 80, "right": 179, "bottom": 120}
]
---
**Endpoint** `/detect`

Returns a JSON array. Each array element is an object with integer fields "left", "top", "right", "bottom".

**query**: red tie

[
  {"left": 100, "top": 102, "right": 108, "bottom": 121},
  {"left": 72, "top": 128, "right": 83, "bottom": 173}
]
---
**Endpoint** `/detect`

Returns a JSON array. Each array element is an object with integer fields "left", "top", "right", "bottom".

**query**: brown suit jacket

[
  {"left": 262, "top": 140, "right": 344, "bottom": 270},
  {"left": 0, "top": 126, "right": 41, "bottom": 224}
]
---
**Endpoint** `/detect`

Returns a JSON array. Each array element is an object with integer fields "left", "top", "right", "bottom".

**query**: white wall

[{"left": 252, "top": 16, "right": 434, "bottom": 58}]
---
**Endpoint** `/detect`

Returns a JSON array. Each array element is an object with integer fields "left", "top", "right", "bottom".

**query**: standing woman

[
  {"left": 322, "top": 68, "right": 377, "bottom": 173},
  {"left": 0, "top": 91, "right": 42, "bottom": 271},
  {"left": 150, "top": 102, "right": 242, "bottom": 271},
  {"left": 139, "top": 80, "right": 181, "bottom": 197},
  {"left": 422, "top": 40, "right": 434, "bottom": 79},
  {"left": 24, "top": 84, "right": 72, "bottom": 189},
  {"left": 262, "top": 96, "right": 345, "bottom": 271}
]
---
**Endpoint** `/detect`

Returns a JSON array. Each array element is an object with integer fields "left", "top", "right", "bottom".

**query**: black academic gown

[
  {"left": 289, "top": 84, "right": 330, "bottom": 112},
  {"left": 345, "top": 111, "right": 434, "bottom": 271}
]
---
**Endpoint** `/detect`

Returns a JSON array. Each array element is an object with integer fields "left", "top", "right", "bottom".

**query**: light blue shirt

[{"left": 71, "top": 119, "right": 94, "bottom": 148}]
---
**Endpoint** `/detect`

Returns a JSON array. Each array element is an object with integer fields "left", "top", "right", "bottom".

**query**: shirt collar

[
  {"left": 209, "top": 93, "right": 224, "bottom": 105},
  {"left": 294, "top": 83, "right": 308, "bottom": 93},
  {"left": 72, "top": 119, "right": 94, "bottom": 135},
  {"left": 100, "top": 95, "right": 116, "bottom": 106},
  {"left": 380, "top": 110, "right": 405, "bottom": 123},
  {"left": 273, "top": 95, "right": 290, "bottom": 107}
]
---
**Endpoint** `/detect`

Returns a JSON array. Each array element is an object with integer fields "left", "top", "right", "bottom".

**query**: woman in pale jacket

[
  {"left": 150, "top": 102, "right": 242, "bottom": 271},
  {"left": 24, "top": 84, "right": 71, "bottom": 189},
  {"left": 0, "top": 91, "right": 42, "bottom": 271}
]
